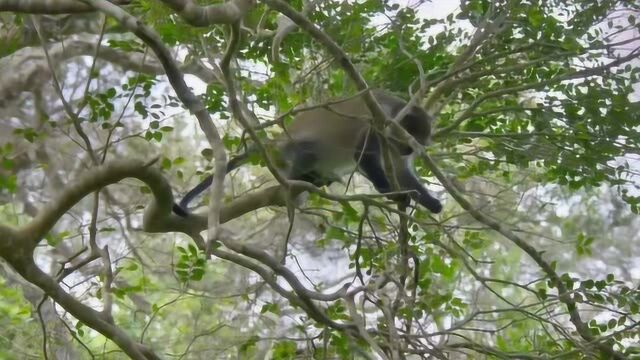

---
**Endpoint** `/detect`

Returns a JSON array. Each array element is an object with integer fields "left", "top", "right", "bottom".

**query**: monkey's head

[
  {"left": 399, "top": 106, "right": 433, "bottom": 146},
  {"left": 385, "top": 104, "right": 434, "bottom": 156}
]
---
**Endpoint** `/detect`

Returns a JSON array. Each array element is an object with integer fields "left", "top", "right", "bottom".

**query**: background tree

[{"left": 0, "top": 0, "right": 639, "bottom": 359}]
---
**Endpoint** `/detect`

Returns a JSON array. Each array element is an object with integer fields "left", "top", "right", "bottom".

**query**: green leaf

[
  {"left": 161, "top": 157, "right": 172, "bottom": 170},
  {"left": 272, "top": 341, "right": 296, "bottom": 359},
  {"left": 188, "top": 244, "right": 198, "bottom": 257},
  {"left": 191, "top": 268, "right": 205, "bottom": 280},
  {"left": 173, "top": 157, "right": 185, "bottom": 165},
  {"left": 260, "top": 302, "right": 280, "bottom": 315},
  {"left": 537, "top": 288, "right": 547, "bottom": 300},
  {"left": 324, "top": 226, "right": 348, "bottom": 241},
  {"left": 239, "top": 335, "right": 259, "bottom": 355},
  {"left": 581, "top": 279, "right": 594, "bottom": 289},
  {"left": 618, "top": 316, "right": 627, "bottom": 326},
  {"left": 527, "top": 7, "right": 543, "bottom": 28},
  {"left": 339, "top": 201, "right": 359, "bottom": 222},
  {"left": 134, "top": 101, "right": 148, "bottom": 118}
]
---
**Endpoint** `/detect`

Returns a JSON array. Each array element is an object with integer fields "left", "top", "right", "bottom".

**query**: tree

[{"left": 0, "top": 0, "right": 639, "bottom": 358}]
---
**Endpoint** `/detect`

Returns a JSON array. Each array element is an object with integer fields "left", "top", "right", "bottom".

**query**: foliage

[{"left": 0, "top": 0, "right": 639, "bottom": 359}]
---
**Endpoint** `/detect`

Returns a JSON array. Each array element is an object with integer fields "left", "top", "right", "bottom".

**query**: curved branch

[
  {"left": 20, "top": 159, "right": 171, "bottom": 243},
  {"left": 210, "top": 244, "right": 353, "bottom": 330},
  {"left": 0, "top": 158, "right": 301, "bottom": 359},
  {"left": 0, "top": 160, "right": 173, "bottom": 359},
  {"left": 7, "top": 156, "right": 292, "bottom": 242},
  {"left": 20, "top": 260, "right": 159, "bottom": 360},
  {"left": 270, "top": 0, "right": 320, "bottom": 63}
]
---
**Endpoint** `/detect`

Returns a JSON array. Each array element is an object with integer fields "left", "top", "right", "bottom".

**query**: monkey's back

[
  {"left": 282, "top": 90, "right": 417, "bottom": 177},
  {"left": 287, "top": 95, "right": 372, "bottom": 148},
  {"left": 284, "top": 95, "right": 374, "bottom": 177}
]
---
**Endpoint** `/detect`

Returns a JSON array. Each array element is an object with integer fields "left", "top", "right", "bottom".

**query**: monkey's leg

[
  {"left": 284, "top": 141, "right": 333, "bottom": 187},
  {"left": 357, "top": 155, "right": 413, "bottom": 207},
  {"left": 396, "top": 168, "right": 443, "bottom": 213},
  {"left": 354, "top": 136, "right": 400, "bottom": 198}
]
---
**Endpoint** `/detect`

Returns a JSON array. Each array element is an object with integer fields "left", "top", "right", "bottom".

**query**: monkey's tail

[{"left": 172, "top": 151, "right": 251, "bottom": 217}]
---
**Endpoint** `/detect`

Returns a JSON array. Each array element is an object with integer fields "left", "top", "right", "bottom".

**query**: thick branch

[
  {"left": 19, "top": 260, "right": 158, "bottom": 360},
  {"left": 9, "top": 157, "right": 292, "bottom": 242},
  {"left": 0, "top": 162, "right": 168, "bottom": 359},
  {"left": 159, "top": 0, "right": 255, "bottom": 26},
  {"left": 0, "top": 159, "right": 304, "bottom": 358},
  {"left": 19, "top": 159, "right": 172, "bottom": 243},
  {"left": 0, "top": 0, "right": 130, "bottom": 14},
  {"left": 211, "top": 240, "right": 354, "bottom": 330}
]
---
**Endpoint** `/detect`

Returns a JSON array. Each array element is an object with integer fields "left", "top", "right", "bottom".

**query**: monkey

[{"left": 172, "top": 89, "right": 442, "bottom": 217}]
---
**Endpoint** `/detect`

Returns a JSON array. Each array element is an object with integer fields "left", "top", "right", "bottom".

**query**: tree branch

[
  {"left": 421, "top": 153, "right": 626, "bottom": 359},
  {"left": 264, "top": 0, "right": 390, "bottom": 130},
  {"left": 0, "top": 0, "right": 130, "bottom": 14},
  {"left": 80, "top": 0, "right": 230, "bottom": 251},
  {"left": 435, "top": 47, "right": 640, "bottom": 137},
  {"left": 159, "top": 0, "right": 254, "bottom": 26},
  {"left": 0, "top": 36, "right": 228, "bottom": 106},
  {"left": 0, "top": 158, "right": 301, "bottom": 359}
]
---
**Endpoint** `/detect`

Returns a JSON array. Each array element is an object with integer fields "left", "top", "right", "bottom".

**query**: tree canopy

[{"left": 0, "top": 0, "right": 639, "bottom": 359}]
